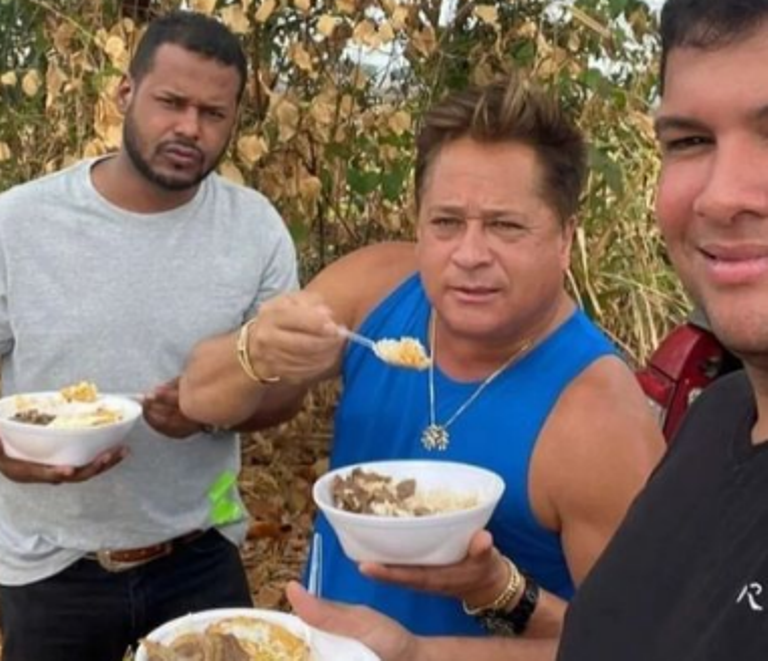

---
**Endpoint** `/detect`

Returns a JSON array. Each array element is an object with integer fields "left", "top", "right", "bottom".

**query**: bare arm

[
  {"left": 286, "top": 582, "right": 558, "bottom": 661},
  {"left": 177, "top": 291, "right": 337, "bottom": 429},
  {"left": 414, "top": 635, "right": 558, "bottom": 661},
  {"left": 532, "top": 355, "right": 666, "bottom": 584},
  {"left": 179, "top": 242, "right": 417, "bottom": 429}
]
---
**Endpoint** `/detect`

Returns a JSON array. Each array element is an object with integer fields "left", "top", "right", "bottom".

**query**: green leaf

[
  {"left": 347, "top": 166, "right": 379, "bottom": 195},
  {"left": 381, "top": 162, "right": 409, "bottom": 202},
  {"left": 512, "top": 40, "right": 536, "bottom": 67},
  {"left": 608, "top": 0, "right": 630, "bottom": 18},
  {"left": 588, "top": 146, "right": 625, "bottom": 195},
  {"left": 288, "top": 220, "right": 310, "bottom": 247}
]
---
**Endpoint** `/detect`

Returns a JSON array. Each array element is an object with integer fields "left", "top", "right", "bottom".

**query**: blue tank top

[{"left": 310, "top": 274, "right": 617, "bottom": 635}]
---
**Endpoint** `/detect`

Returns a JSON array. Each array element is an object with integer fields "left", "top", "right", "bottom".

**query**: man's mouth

[
  {"left": 449, "top": 285, "right": 501, "bottom": 301},
  {"left": 161, "top": 143, "right": 203, "bottom": 167},
  {"left": 699, "top": 244, "right": 768, "bottom": 284}
]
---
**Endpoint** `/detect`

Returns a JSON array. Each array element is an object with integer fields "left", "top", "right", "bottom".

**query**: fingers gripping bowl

[
  {"left": 313, "top": 460, "right": 505, "bottom": 565},
  {"left": 0, "top": 384, "right": 142, "bottom": 466}
]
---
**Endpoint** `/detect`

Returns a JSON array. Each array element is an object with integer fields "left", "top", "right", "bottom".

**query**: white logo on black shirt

[{"left": 737, "top": 583, "right": 764, "bottom": 612}]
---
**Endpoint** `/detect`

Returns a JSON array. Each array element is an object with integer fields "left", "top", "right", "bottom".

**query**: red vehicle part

[{"left": 635, "top": 323, "right": 735, "bottom": 443}]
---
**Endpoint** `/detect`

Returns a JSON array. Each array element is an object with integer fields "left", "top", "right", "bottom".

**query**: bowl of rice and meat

[
  {"left": 0, "top": 381, "right": 142, "bottom": 466},
  {"left": 313, "top": 460, "right": 505, "bottom": 566}
]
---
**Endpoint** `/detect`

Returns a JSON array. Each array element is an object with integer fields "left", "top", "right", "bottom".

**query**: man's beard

[{"left": 122, "top": 115, "right": 225, "bottom": 192}]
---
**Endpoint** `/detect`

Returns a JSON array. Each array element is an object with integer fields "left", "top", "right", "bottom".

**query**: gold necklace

[{"left": 421, "top": 315, "right": 533, "bottom": 451}]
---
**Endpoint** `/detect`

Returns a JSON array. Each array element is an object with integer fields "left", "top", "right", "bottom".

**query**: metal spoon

[{"left": 336, "top": 326, "right": 431, "bottom": 370}]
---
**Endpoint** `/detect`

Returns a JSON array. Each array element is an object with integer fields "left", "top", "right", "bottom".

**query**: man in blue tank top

[
  {"left": 274, "top": 1, "right": 768, "bottom": 660},
  {"left": 181, "top": 74, "right": 664, "bottom": 646}
]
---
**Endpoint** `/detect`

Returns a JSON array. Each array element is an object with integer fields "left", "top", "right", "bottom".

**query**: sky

[{"left": 359, "top": 1, "right": 666, "bottom": 80}]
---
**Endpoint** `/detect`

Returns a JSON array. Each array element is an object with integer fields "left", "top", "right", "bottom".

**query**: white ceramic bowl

[
  {"left": 135, "top": 607, "right": 379, "bottom": 661},
  {"left": 0, "top": 391, "right": 142, "bottom": 466},
  {"left": 313, "top": 460, "right": 505, "bottom": 565}
]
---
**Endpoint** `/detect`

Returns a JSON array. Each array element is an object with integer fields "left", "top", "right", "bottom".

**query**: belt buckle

[
  {"left": 95, "top": 545, "right": 171, "bottom": 573},
  {"left": 95, "top": 549, "right": 142, "bottom": 573}
]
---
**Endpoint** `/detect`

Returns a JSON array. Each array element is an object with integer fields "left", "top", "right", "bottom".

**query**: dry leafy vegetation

[
  {"left": 238, "top": 388, "right": 333, "bottom": 610},
  {"left": 0, "top": 0, "right": 690, "bottom": 644}
]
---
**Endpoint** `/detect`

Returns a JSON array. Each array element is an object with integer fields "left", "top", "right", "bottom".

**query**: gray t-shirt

[{"left": 0, "top": 158, "right": 299, "bottom": 585}]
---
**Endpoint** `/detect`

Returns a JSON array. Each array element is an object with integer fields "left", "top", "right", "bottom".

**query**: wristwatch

[{"left": 476, "top": 573, "right": 540, "bottom": 636}]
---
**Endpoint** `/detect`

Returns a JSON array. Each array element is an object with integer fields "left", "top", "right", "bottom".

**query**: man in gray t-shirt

[{"left": 0, "top": 12, "right": 298, "bottom": 661}]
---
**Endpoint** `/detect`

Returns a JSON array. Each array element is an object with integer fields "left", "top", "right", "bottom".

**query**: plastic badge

[{"left": 207, "top": 470, "right": 243, "bottom": 525}]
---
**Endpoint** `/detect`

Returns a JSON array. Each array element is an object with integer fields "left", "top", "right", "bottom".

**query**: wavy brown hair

[{"left": 414, "top": 73, "right": 586, "bottom": 225}]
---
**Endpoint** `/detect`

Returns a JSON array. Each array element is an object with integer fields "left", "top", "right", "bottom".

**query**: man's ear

[{"left": 116, "top": 74, "right": 135, "bottom": 114}]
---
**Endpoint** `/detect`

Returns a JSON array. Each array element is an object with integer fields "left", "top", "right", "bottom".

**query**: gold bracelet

[
  {"left": 235, "top": 318, "right": 280, "bottom": 384},
  {"left": 462, "top": 556, "right": 523, "bottom": 615}
]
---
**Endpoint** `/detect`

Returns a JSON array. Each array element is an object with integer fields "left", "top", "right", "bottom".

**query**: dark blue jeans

[{"left": 0, "top": 530, "right": 253, "bottom": 661}]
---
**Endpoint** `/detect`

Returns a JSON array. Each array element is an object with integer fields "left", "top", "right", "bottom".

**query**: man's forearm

[
  {"left": 413, "top": 635, "right": 559, "bottom": 661},
  {"left": 229, "top": 382, "right": 309, "bottom": 431},
  {"left": 179, "top": 329, "right": 305, "bottom": 428}
]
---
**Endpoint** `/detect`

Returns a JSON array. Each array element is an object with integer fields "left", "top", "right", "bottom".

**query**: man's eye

[
  {"left": 431, "top": 217, "right": 461, "bottom": 226},
  {"left": 488, "top": 219, "right": 523, "bottom": 232},
  {"left": 663, "top": 135, "right": 710, "bottom": 152},
  {"left": 160, "top": 97, "right": 182, "bottom": 108}
]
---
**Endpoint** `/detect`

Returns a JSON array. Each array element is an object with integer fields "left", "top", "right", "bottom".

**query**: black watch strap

[
  {"left": 475, "top": 573, "right": 540, "bottom": 636},
  {"left": 506, "top": 573, "right": 540, "bottom": 634}
]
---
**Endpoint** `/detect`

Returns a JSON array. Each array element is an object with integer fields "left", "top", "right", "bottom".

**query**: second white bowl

[{"left": 313, "top": 459, "right": 505, "bottom": 566}]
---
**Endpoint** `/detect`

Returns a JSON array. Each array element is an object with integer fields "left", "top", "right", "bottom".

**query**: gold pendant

[{"left": 421, "top": 424, "right": 449, "bottom": 451}]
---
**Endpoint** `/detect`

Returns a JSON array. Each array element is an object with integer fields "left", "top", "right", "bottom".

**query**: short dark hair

[
  {"left": 660, "top": 0, "right": 768, "bottom": 93},
  {"left": 414, "top": 73, "right": 586, "bottom": 224},
  {"left": 129, "top": 10, "right": 248, "bottom": 101}
]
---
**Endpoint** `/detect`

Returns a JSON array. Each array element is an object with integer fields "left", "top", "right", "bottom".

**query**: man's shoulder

[
  {"left": 0, "top": 160, "right": 86, "bottom": 206},
  {"left": 556, "top": 354, "right": 647, "bottom": 423},
  {"left": 207, "top": 172, "right": 275, "bottom": 210},
  {"left": 311, "top": 242, "right": 416, "bottom": 288},
  {"left": 338, "top": 241, "right": 416, "bottom": 268},
  {"left": 689, "top": 369, "right": 751, "bottom": 411},
  {"left": 0, "top": 160, "right": 89, "bottom": 232},
  {"left": 306, "top": 242, "right": 417, "bottom": 328},
  {"left": 203, "top": 173, "right": 291, "bottom": 237},
  {"left": 667, "top": 370, "right": 752, "bottom": 449},
  {"left": 534, "top": 353, "right": 665, "bottom": 493}
]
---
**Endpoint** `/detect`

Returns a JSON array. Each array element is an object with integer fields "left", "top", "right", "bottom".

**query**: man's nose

[
  {"left": 174, "top": 107, "right": 201, "bottom": 140},
  {"left": 693, "top": 139, "right": 768, "bottom": 222},
  {"left": 452, "top": 221, "right": 493, "bottom": 266}
]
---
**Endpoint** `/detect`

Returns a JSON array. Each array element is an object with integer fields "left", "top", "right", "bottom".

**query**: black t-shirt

[{"left": 558, "top": 371, "right": 768, "bottom": 661}]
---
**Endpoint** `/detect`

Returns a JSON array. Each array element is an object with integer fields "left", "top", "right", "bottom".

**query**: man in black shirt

[{"left": 284, "top": 0, "right": 768, "bottom": 659}]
